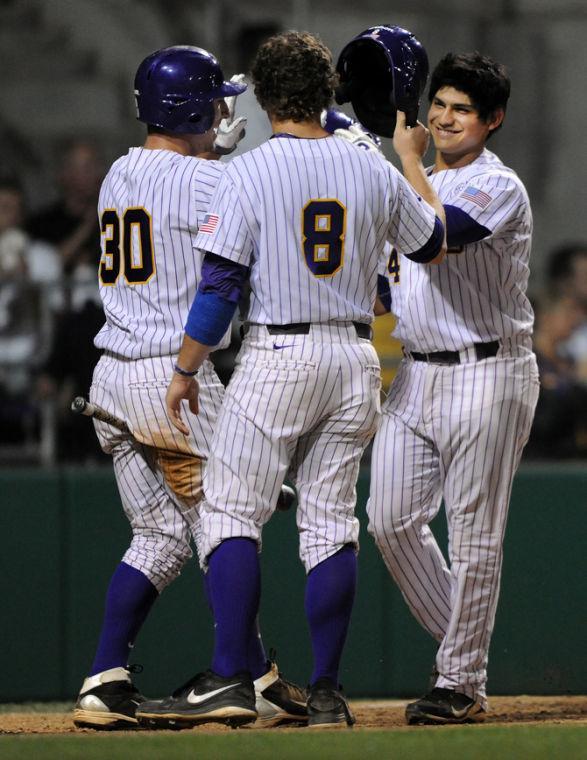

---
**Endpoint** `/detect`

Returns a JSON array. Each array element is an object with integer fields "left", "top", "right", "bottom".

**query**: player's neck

[
  {"left": 143, "top": 133, "right": 212, "bottom": 157},
  {"left": 433, "top": 145, "right": 486, "bottom": 172},
  {"left": 270, "top": 117, "right": 329, "bottom": 139}
]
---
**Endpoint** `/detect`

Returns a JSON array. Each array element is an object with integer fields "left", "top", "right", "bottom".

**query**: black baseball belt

[
  {"left": 241, "top": 322, "right": 373, "bottom": 340},
  {"left": 407, "top": 340, "right": 500, "bottom": 365}
]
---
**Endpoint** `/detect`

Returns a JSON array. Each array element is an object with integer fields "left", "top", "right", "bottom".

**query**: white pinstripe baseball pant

[
  {"left": 90, "top": 353, "right": 224, "bottom": 591},
  {"left": 197, "top": 323, "right": 382, "bottom": 573},
  {"left": 367, "top": 346, "right": 539, "bottom": 707}
]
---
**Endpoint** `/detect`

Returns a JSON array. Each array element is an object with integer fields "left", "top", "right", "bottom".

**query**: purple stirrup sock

[
  {"left": 204, "top": 571, "right": 267, "bottom": 680},
  {"left": 247, "top": 619, "right": 269, "bottom": 681},
  {"left": 90, "top": 562, "right": 158, "bottom": 676},
  {"left": 305, "top": 545, "right": 357, "bottom": 686},
  {"left": 208, "top": 538, "right": 261, "bottom": 678}
]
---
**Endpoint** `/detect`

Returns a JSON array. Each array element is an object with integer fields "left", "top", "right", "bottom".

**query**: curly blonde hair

[{"left": 251, "top": 31, "right": 336, "bottom": 122}]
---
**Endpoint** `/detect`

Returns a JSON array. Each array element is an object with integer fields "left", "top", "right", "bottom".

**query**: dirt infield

[{"left": 1, "top": 695, "right": 585, "bottom": 735}]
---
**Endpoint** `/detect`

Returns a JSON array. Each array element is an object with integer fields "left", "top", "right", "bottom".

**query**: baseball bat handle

[{"left": 71, "top": 396, "right": 130, "bottom": 434}]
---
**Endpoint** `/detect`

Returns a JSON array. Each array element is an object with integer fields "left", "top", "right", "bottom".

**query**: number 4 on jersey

[
  {"left": 388, "top": 247, "right": 400, "bottom": 284},
  {"left": 100, "top": 207, "right": 156, "bottom": 285}
]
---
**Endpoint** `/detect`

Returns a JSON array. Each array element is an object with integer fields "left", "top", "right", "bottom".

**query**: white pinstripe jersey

[
  {"left": 193, "top": 135, "right": 436, "bottom": 324},
  {"left": 94, "top": 148, "right": 229, "bottom": 359},
  {"left": 390, "top": 149, "right": 534, "bottom": 352}
]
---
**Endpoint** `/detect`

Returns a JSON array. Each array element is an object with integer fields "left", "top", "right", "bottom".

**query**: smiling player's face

[{"left": 428, "top": 87, "right": 503, "bottom": 165}]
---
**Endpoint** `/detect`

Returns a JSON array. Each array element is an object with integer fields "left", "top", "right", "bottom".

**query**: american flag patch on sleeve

[
  {"left": 199, "top": 213, "right": 220, "bottom": 234},
  {"left": 459, "top": 186, "right": 493, "bottom": 209}
]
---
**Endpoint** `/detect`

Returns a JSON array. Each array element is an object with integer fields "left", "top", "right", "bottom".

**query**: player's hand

[
  {"left": 225, "top": 74, "right": 246, "bottom": 119},
  {"left": 166, "top": 374, "right": 199, "bottom": 435},
  {"left": 214, "top": 73, "right": 247, "bottom": 155},
  {"left": 214, "top": 116, "right": 247, "bottom": 155},
  {"left": 392, "top": 110, "right": 430, "bottom": 161}
]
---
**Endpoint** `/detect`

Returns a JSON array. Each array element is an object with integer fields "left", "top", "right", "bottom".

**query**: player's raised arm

[
  {"left": 335, "top": 26, "right": 445, "bottom": 265},
  {"left": 212, "top": 73, "right": 248, "bottom": 156},
  {"left": 392, "top": 111, "right": 446, "bottom": 263}
]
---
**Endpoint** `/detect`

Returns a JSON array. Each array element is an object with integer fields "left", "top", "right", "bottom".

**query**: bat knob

[
  {"left": 71, "top": 396, "right": 88, "bottom": 414},
  {"left": 276, "top": 484, "right": 296, "bottom": 512}
]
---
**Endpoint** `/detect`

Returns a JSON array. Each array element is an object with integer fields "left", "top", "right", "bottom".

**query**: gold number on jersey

[
  {"left": 99, "top": 207, "right": 156, "bottom": 286},
  {"left": 99, "top": 209, "right": 120, "bottom": 285},
  {"left": 301, "top": 199, "right": 346, "bottom": 277},
  {"left": 388, "top": 247, "right": 400, "bottom": 284}
]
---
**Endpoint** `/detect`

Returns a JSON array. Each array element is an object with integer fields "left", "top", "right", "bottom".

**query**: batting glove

[
  {"left": 213, "top": 73, "right": 247, "bottom": 155},
  {"left": 321, "top": 108, "right": 382, "bottom": 153},
  {"left": 332, "top": 123, "right": 382, "bottom": 153}
]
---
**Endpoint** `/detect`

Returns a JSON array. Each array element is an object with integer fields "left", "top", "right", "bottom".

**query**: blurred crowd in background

[
  {"left": 0, "top": 139, "right": 106, "bottom": 464},
  {"left": 1, "top": 137, "right": 586, "bottom": 466}
]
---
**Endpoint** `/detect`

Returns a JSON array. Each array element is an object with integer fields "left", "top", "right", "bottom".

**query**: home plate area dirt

[{"left": 1, "top": 695, "right": 585, "bottom": 734}]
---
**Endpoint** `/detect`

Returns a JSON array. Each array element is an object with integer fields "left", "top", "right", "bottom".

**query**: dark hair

[
  {"left": 147, "top": 125, "right": 170, "bottom": 136},
  {"left": 251, "top": 31, "right": 336, "bottom": 122},
  {"left": 429, "top": 52, "right": 510, "bottom": 136}
]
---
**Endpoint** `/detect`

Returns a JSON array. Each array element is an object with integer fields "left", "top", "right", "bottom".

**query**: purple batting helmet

[
  {"left": 335, "top": 25, "right": 428, "bottom": 137},
  {"left": 134, "top": 45, "right": 246, "bottom": 134}
]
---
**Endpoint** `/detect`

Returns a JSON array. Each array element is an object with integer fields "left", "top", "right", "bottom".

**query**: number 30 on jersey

[{"left": 99, "top": 207, "right": 156, "bottom": 285}]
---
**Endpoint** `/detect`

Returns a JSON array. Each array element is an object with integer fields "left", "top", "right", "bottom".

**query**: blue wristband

[{"left": 173, "top": 363, "right": 198, "bottom": 377}]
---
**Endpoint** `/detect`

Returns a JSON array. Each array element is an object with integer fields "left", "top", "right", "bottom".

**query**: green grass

[{"left": 1, "top": 725, "right": 586, "bottom": 760}]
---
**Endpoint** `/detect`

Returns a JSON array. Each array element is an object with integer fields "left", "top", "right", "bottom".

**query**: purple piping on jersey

[
  {"left": 444, "top": 205, "right": 492, "bottom": 247},
  {"left": 404, "top": 216, "right": 445, "bottom": 263},
  {"left": 200, "top": 252, "right": 250, "bottom": 303}
]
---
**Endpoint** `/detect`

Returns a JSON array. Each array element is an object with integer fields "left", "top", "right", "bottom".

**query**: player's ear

[{"left": 487, "top": 108, "right": 505, "bottom": 134}]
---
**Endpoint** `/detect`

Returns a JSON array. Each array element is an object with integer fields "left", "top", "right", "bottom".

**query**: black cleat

[
  {"left": 306, "top": 678, "right": 355, "bottom": 728},
  {"left": 406, "top": 687, "right": 486, "bottom": 725},
  {"left": 136, "top": 670, "right": 257, "bottom": 729},
  {"left": 254, "top": 662, "right": 308, "bottom": 726},
  {"left": 73, "top": 666, "right": 146, "bottom": 730}
]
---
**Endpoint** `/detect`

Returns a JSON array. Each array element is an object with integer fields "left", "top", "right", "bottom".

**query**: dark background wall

[{"left": 2, "top": 464, "right": 584, "bottom": 702}]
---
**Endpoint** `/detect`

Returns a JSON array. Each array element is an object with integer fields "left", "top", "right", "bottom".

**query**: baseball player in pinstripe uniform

[
  {"left": 367, "top": 52, "right": 540, "bottom": 724},
  {"left": 73, "top": 46, "right": 307, "bottom": 731},
  {"left": 136, "top": 30, "right": 445, "bottom": 729}
]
